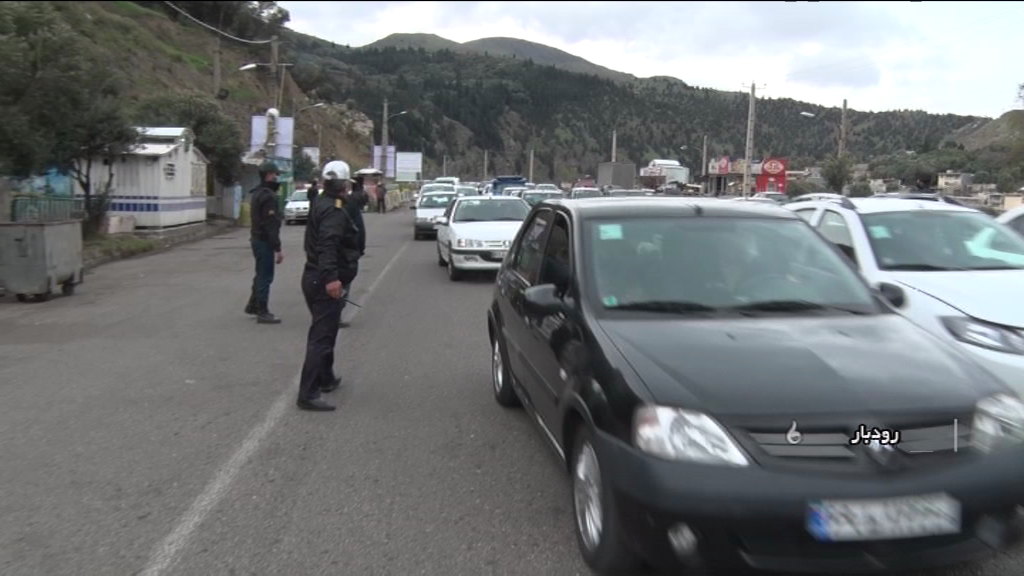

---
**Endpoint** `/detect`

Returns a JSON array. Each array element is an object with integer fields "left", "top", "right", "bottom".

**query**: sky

[{"left": 278, "top": 1, "right": 1022, "bottom": 119}]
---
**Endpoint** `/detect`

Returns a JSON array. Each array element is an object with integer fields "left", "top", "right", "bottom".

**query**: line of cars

[{"left": 463, "top": 189, "right": 1024, "bottom": 573}]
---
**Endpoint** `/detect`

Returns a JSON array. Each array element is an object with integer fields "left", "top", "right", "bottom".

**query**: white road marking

[{"left": 140, "top": 241, "right": 410, "bottom": 576}]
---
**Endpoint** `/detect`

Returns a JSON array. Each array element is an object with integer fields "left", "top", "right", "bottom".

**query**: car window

[
  {"left": 793, "top": 208, "right": 817, "bottom": 222},
  {"left": 289, "top": 191, "right": 307, "bottom": 202},
  {"left": 418, "top": 194, "right": 455, "bottom": 208},
  {"left": 572, "top": 189, "right": 602, "bottom": 199},
  {"left": 1006, "top": 214, "right": 1024, "bottom": 237},
  {"left": 511, "top": 210, "right": 553, "bottom": 283},
  {"left": 583, "top": 217, "right": 877, "bottom": 312},
  {"left": 863, "top": 210, "right": 1024, "bottom": 271},
  {"left": 452, "top": 199, "right": 529, "bottom": 223},
  {"left": 537, "top": 213, "right": 572, "bottom": 291},
  {"left": 817, "top": 211, "right": 858, "bottom": 265}
]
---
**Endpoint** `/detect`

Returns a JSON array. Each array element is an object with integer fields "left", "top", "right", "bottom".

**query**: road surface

[{"left": 0, "top": 209, "right": 1020, "bottom": 575}]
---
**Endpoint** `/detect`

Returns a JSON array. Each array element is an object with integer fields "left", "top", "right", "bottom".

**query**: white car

[
  {"left": 787, "top": 195, "right": 1024, "bottom": 391},
  {"left": 569, "top": 187, "right": 602, "bottom": 199},
  {"left": 284, "top": 189, "right": 310, "bottom": 225},
  {"left": 412, "top": 190, "right": 457, "bottom": 240},
  {"left": 435, "top": 196, "right": 531, "bottom": 281},
  {"left": 434, "top": 177, "right": 460, "bottom": 187},
  {"left": 997, "top": 205, "right": 1024, "bottom": 237}
]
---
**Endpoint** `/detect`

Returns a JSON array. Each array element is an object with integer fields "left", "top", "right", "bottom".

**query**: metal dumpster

[{"left": 0, "top": 220, "right": 84, "bottom": 302}]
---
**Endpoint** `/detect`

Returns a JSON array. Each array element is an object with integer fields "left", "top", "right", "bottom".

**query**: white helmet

[{"left": 322, "top": 160, "right": 352, "bottom": 181}]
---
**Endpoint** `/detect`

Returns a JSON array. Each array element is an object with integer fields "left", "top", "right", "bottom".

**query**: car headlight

[
  {"left": 634, "top": 406, "right": 749, "bottom": 466},
  {"left": 455, "top": 238, "right": 485, "bottom": 248},
  {"left": 972, "top": 393, "right": 1024, "bottom": 454},
  {"left": 942, "top": 317, "right": 1024, "bottom": 355},
  {"left": 285, "top": 207, "right": 295, "bottom": 214}
]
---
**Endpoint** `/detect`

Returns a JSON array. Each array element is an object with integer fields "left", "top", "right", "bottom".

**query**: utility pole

[
  {"left": 483, "top": 150, "right": 489, "bottom": 181},
  {"left": 381, "top": 98, "right": 390, "bottom": 180},
  {"left": 528, "top": 149, "right": 535, "bottom": 182},
  {"left": 701, "top": 134, "right": 709, "bottom": 194},
  {"left": 316, "top": 123, "right": 322, "bottom": 162},
  {"left": 611, "top": 130, "right": 617, "bottom": 162},
  {"left": 742, "top": 82, "right": 757, "bottom": 198},
  {"left": 838, "top": 98, "right": 848, "bottom": 158},
  {"left": 442, "top": 154, "right": 448, "bottom": 177}
]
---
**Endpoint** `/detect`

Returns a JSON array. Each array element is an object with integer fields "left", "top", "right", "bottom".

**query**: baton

[{"left": 342, "top": 297, "right": 362, "bottom": 308}]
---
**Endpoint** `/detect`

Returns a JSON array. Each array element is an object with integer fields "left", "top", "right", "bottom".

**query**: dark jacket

[
  {"left": 305, "top": 192, "right": 361, "bottom": 285},
  {"left": 307, "top": 183, "right": 320, "bottom": 201},
  {"left": 250, "top": 184, "right": 282, "bottom": 251}
]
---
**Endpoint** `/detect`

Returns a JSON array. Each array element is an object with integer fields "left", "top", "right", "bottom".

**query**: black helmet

[{"left": 259, "top": 161, "right": 280, "bottom": 176}]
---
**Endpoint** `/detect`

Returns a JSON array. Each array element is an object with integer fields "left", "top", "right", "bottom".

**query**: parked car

[
  {"left": 455, "top": 185, "right": 477, "bottom": 197},
  {"left": 411, "top": 190, "right": 457, "bottom": 240},
  {"left": 569, "top": 187, "right": 603, "bottom": 199},
  {"left": 435, "top": 196, "right": 530, "bottom": 280},
  {"left": 487, "top": 197, "right": 1024, "bottom": 574},
  {"left": 522, "top": 190, "right": 564, "bottom": 207},
  {"left": 787, "top": 196, "right": 1024, "bottom": 393},
  {"left": 284, "top": 189, "right": 310, "bottom": 225}
]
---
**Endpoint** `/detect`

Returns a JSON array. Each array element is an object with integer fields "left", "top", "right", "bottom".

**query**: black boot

[
  {"left": 256, "top": 301, "right": 281, "bottom": 324},
  {"left": 244, "top": 293, "right": 257, "bottom": 315}
]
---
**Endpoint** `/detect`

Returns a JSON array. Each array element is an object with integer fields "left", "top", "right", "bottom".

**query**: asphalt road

[{"left": 0, "top": 208, "right": 1021, "bottom": 576}]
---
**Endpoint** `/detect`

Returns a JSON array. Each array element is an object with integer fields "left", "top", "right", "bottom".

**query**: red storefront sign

[{"left": 756, "top": 157, "right": 788, "bottom": 193}]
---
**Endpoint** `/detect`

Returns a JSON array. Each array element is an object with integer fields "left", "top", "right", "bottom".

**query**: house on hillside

[
  {"left": 936, "top": 170, "right": 974, "bottom": 194},
  {"left": 74, "top": 127, "right": 209, "bottom": 229}
]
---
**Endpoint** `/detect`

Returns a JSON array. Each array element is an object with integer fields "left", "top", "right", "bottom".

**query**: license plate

[
  {"left": 807, "top": 493, "right": 960, "bottom": 542},
  {"left": 490, "top": 250, "right": 507, "bottom": 259}
]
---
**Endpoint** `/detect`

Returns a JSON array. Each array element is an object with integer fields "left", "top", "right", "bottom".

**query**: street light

[
  {"left": 239, "top": 62, "right": 295, "bottom": 110},
  {"left": 380, "top": 100, "right": 408, "bottom": 180},
  {"left": 799, "top": 111, "right": 816, "bottom": 118}
]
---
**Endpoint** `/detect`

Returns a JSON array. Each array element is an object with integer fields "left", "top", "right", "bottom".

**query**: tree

[
  {"left": 0, "top": 2, "right": 138, "bottom": 234},
  {"left": 821, "top": 155, "right": 853, "bottom": 193},
  {"left": 848, "top": 181, "right": 873, "bottom": 197},
  {"left": 293, "top": 150, "right": 316, "bottom": 181},
  {"left": 786, "top": 179, "right": 825, "bottom": 197},
  {"left": 133, "top": 94, "right": 245, "bottom": 185}
]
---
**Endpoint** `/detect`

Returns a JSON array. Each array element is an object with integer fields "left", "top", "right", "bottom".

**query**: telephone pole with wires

[{"left": 741, "top": 82, "right": 767, "bottom": 198}]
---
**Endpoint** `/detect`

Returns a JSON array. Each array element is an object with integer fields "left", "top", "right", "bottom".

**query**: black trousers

[
  {"left": 376, "top": 197, "right": 386, "bottom": 213},
  {"left": 250, "top": 239, "right": 275, "bottom": 307},
  {"left": 298, "top": 269, "right": 342, "bottom": 402}
]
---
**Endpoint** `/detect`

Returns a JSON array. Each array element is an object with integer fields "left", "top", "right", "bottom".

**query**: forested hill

[{"left": 285, "top": 32, "right": 981, "bottom": 181}]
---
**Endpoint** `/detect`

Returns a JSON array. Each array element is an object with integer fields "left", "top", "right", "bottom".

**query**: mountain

[
  {"left": 14, "top": 1, "right": 1016, "bottom": 188},
  {"left": 948, "top": 110, "right": 1024, "bottom": 151},
  {"left": 364, "top": 33, "right": 633, "bottom": 83}
]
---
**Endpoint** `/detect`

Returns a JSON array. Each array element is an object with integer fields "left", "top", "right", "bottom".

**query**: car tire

[
  {"left": 491, "top": 333, "right": 519, "bottom": 407},
  {"left": 447, "top": 246, "right": 463, "bottom": 281},
  {"left": 571, "top": 425, "right": 641, "bottom": 575},
  {"left": 437, "top": 245, "right": 446, "bottom": 267}
]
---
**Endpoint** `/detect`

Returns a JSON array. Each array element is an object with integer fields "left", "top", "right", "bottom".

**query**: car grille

[
  {"left": 741, "top": 418, "right": 972, "bottom": 471},
  {"left": 482, "top": 240, "right": 511, "bottom": 249}
]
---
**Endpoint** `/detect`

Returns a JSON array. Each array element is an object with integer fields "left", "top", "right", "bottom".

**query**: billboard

[
  {"left": 371, "top": 145, "right": 397, "bottom": 178},
  {"left": 395, "top": 152, "right": 423, "bottom": 182},
  {"left": 250, "top": 116, "right": 295, "bottom": 159}
]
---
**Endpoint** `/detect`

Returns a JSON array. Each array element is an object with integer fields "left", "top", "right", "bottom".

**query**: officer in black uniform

[
  {"left": 337, "top": 173, "right": 369, "bottom": 329},
  {"left": 245, "top": 161, "right": 283, "bottom": 324},
  {"left": 296, "top": 160, "right": 362, "bottom": 412}
]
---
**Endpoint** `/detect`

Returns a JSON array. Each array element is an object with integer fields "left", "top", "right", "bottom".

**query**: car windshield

[
  {"left": 573, "top": 189, "right": 602, "bottom": 198},
  {"left": 456, "top": 186, "right": 476, "bottom": 196},
  {"left": 418, "top": 194, "right": 455, "bottom": 209},
  {"left": 862, "top": 211, "right": 1024, "bottom": 271},
  {"left": 523, "top": 192, "right": 561, "bottom": 205},
  {"left": 289, "top": 191, "right": 308, "bottom": 202},
  {"left": 421, "top": 185, "right": 454, "bottom": 195},
  {"left": 584, "top": 217, "right": 877, "bottom": 314},
  {"left": 453, "top": 199, "right": 529, "bottom": 222}
]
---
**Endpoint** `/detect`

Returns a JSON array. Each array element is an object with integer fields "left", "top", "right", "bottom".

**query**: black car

[{"left": 486, "top": 197, "right": 1024, "bottom": 574}]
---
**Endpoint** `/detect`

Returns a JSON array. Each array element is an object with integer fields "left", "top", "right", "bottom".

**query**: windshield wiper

[
  {"left": 884, "top": 264, "right": 960, "bottom": 271},
  {"left": 609, "top": 300, "right": 718, "bottom": 314},
  {"left": 963, "top": 265, "right": 1022, "bottom": 271},
  {"left": 727, "top": 300, "right": 866, "bottom": 314}
]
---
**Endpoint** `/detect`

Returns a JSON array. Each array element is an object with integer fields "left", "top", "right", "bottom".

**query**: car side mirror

[
  {"left": 876, "top": 282, "right": 906, "bottom": 308},
  {"left": 523, "top": 284, "right": 566, "bottom": 317},
  {"left": 435, "top": 217, "right": 448, "bottom": 225}
]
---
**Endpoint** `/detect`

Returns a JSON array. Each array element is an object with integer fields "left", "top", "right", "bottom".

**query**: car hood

[
  {"left": 286, "top": 201, "right": 309, "bottom": 209},
  {"left": 601, "top": 315, "right": 999, "bottom": 418},
  {"left": 890, "top": 270, "right": 1024, "bottom": 328},
  {"left": 415, "top": 207, "right": 446, "bottom": 219},
  {"left": 450, "top": 221, "right": 524, "bottom": 241}
]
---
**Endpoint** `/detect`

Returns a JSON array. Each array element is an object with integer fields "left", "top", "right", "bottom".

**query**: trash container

[{"left": 0, "top": 220, "right": 84, "bottom": 302}]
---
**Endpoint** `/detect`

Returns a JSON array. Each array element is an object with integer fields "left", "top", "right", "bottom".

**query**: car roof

[
  {"left": 455, "top": 195, "right": 526, "bottom": 202},
  {"left": 542, "top": 197, "right": 801, "bottom": 220},
  {"left": 790, "top": 197, "right": 980, "bottom": 215},
  {"left": 421, "top": 190, "right": 456, "bottom": 196}
]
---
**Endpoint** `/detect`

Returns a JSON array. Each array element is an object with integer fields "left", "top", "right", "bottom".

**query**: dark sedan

[{"left": 486, "top": 197, "right": 1024, "bottom": 575}]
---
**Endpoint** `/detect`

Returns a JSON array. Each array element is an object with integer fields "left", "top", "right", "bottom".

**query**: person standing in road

[
  {"left": 245, "top": 161, "right": 284, "bottom": 324},
  {"left": 307, "top": 178, "right": 320, "bottom": 202},
  {"left": 337, "top": 173, "right": 369, "bottom": 329},
  {"left": 376, "top": 180, "right": 387, "bottom": 213},
  {"left": 297, "top": 160, "right": 362, "bottom": 412}
]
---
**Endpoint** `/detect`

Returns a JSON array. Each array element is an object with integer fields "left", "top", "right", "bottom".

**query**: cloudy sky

[{"left": 279, "top": 1, "right": 1021, "bottom": 119}]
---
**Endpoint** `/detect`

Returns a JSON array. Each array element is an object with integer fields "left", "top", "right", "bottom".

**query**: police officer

[
  {"left": 245, "top": 161, "right": 283, "bottom": 324},
  {"left": 296, "top": 160, "right": 362, "bottom": 412},
  {"left": 338, "top": 173, "right": 369, "bottom": 329}
]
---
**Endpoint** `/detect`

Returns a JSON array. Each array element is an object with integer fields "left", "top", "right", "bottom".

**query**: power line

[{"left": 162, "top": 1, "right": 274, "bottom": 45}]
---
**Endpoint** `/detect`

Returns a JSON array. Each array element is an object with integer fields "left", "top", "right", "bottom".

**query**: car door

[
  {"left": 436, "top": 199, "right": 457, "bottom": 259},
  {"left": 522, "top": 210, "right": 578, "bottom": 428},
  {"left": 497, "top": 208, "right": 554, "bottom": 404}
]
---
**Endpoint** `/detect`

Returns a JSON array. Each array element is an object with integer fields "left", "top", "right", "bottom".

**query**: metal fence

[{"left": 10, "top": 196, "right": 86, "bottom": 223}]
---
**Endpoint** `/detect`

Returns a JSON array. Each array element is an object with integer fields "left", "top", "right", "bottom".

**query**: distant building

[
  {"left": 936, "top": 170, "right": 974, "bottom": 194},
  {"left": 74, "top": 127, "right": 209, "bottom": 228}
]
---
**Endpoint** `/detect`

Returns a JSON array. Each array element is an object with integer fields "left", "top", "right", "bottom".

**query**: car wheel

[
  {"left": 491, "top": 334, "right": 519, "bottom": 407},
  {"left": 447, "top": 246, "right": 463, "bottom": 281},
  {"left": 571, "top": 425, "right": 641, "bottom": 574}
]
